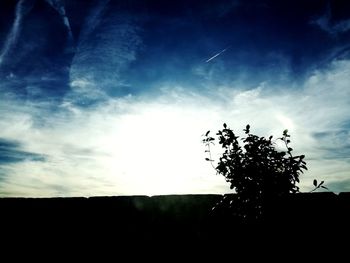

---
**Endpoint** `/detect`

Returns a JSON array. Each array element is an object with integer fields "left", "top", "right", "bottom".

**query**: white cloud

[
  {"left": 1, "top": 59, "right": 350, "bottom": 196},
  {"left": 0, "top": 93, "right": 229, "bottom": 197}
]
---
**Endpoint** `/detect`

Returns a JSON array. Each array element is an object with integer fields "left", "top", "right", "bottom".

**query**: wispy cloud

[
  {"left": 311, "top": 5, "right": 350, "bottom": 36},
  {"left": 45, "top": 0, "right": 74, "bottom": 42},
  {"left": 0, "top": 58, "right": 349, "bottom": 196},
  {"left": 0, "top": 138, "right": 45, "bottom": 164},
  {"left": 0, "top": 0, "right": 28, "bottom": 65},
  {"left": 77, "top": 0, "right": 110, "bottom": 41},
  {"left": 68, "top": 2, "right": 142, "bottom": 102}
]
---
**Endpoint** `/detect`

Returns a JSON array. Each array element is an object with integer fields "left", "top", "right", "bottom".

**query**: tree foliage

[
  {"left": 203, "top": 124, "right": 308, "bottom": 221},
  {"left": 311, "top": 179, "right": 328, "bottom": 192}
]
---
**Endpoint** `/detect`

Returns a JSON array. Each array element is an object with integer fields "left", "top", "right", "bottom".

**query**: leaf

[
  {"left": 205, "top": 130, "right": 210, "bottom": 136},
  {"left": 205, "top": 158, "right": 210, "bottom": 161},
  {"left": 313, "top": 179, "right": 317, "bottom": 187},
  {"left": 223, "top": 123, "right": 227, "bottom": 128},
  {"left": 321, "top": 186, "right": 329, "bottom": 190}
]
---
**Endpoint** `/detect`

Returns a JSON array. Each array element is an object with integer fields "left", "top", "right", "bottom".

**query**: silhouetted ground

[{"left": 1, "top": 193, "right": 349, "bottom": 254}]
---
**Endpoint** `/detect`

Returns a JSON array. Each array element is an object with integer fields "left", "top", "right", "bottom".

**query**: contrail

[
  {"left": 0, "top": 0, "right": 26, "bottom": 65},
  {"left": 205, "top": 46, "right": 230, "bottom": 63},
  {"left": 45, "top": 0, "right": 74, "bottom": 42}
]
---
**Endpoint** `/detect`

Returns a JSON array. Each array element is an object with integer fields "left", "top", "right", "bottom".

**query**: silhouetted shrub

[{"left": 203, "top": 124, "right": 307, "bottom": 222}]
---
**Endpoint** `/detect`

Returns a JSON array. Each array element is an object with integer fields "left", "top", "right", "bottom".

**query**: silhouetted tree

[{"left": 203, "top": 124, "right": 308, "bottom": 222}]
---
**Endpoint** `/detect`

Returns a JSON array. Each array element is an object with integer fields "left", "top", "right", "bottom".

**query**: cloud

[
  {"left": 311, "top": 5, "right": 350, "bottom": 36},
  {"left": 68, "top": 0, "right": 143, "bottom": 101},
  {"left": 1, "top": 56, "right": 350, "bottom": 196},
  {"left": 327, "top": 178, "right": 350, "bottom": 192},
  {"left": 0, "top": 0, "right": 27, "bottom": 65},
  {"left": 0, "top": 90, "right": 230, "bottom": 197},
  {"left": 45, "top": 0, "right": 74, "bottom": 42},
  {"left": 77, "top": 0, "right": 110, "bottom": 41},
  {"left": 0, "top": 138, "right": 45, "bottom": 164}
]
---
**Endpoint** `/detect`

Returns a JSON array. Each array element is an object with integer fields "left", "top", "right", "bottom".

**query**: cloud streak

[
  {"left": 0, "top": 138, "right": 45, "bottom": 164},
  {"left": 45, "top": 0, "right": 74, "bottom": 42},
  {"left": 0, "top": 0, "right": 27, "bottom": 65}
]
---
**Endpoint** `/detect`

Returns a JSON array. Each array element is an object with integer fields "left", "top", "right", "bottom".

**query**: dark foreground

[{"left": 1, "top": 192, "right": 349, "bottom": 254}]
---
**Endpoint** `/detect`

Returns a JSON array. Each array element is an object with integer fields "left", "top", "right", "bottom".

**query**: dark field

[{"left": 1, "top": 193, "right": 349, "bottom": 241}]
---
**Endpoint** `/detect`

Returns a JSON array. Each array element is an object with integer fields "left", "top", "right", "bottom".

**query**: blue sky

[{"left": 0, "top": 0, "right": 350, "bottom": 196}]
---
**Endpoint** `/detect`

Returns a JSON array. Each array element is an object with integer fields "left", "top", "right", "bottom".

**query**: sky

[{"left": 0, "top": 0, "right": 350, "bottom": 197}]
